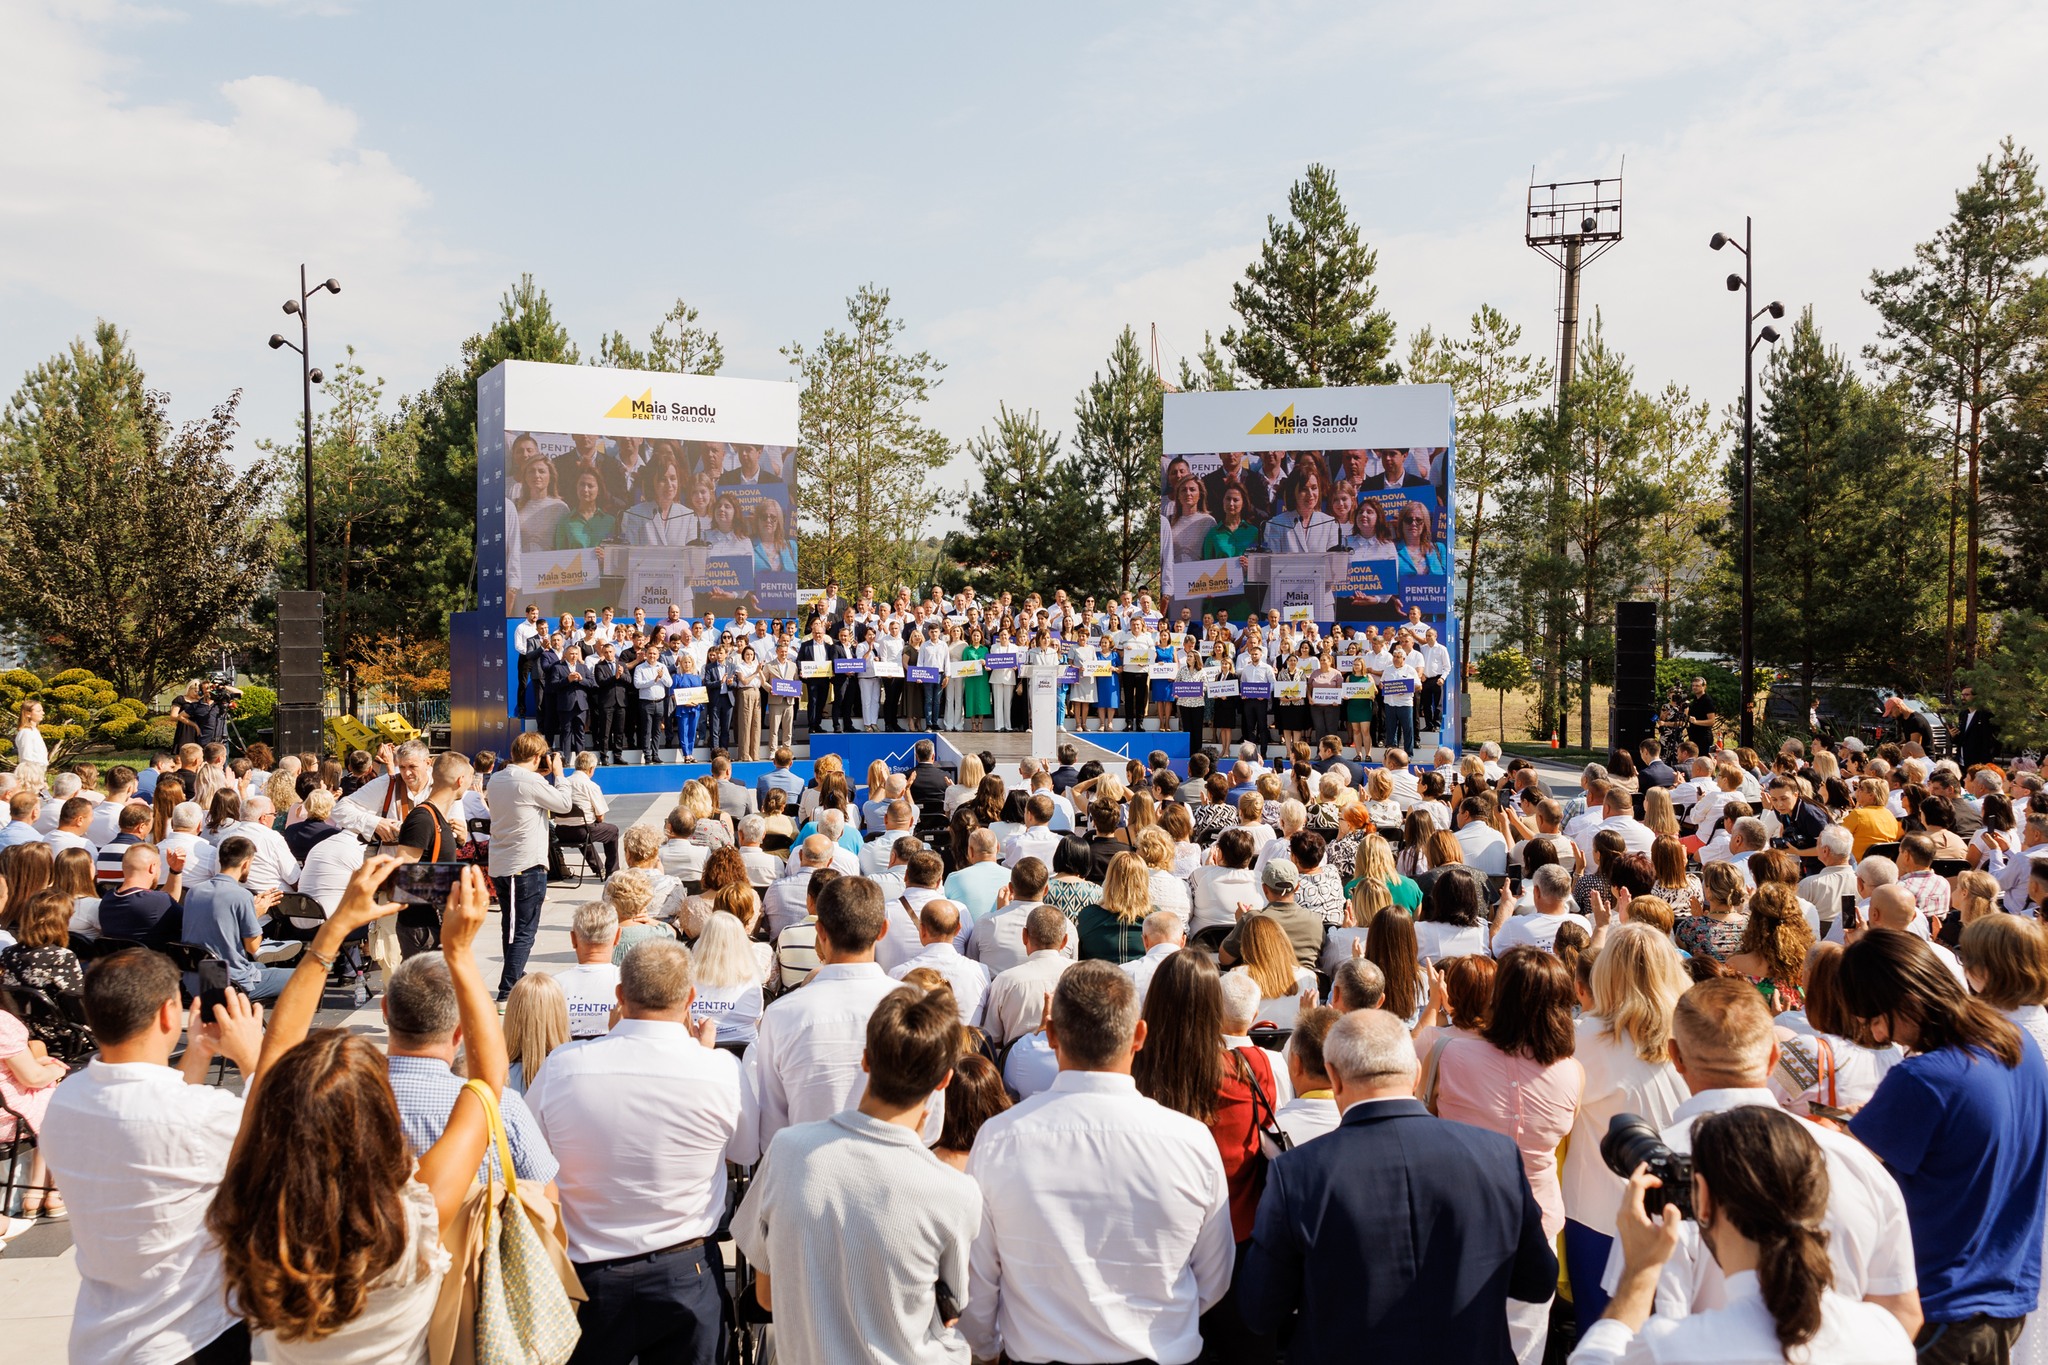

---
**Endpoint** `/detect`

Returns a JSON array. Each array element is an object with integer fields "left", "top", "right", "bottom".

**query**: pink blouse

[
  {"left": 1434, "top": 1036, "right": 1585, "bottom": 1238},
  {"left": 0, "top": 1011, "right": 54, "bottom": 1140}
]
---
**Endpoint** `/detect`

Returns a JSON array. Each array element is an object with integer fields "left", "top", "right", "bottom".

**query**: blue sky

[{"left": 3, "top": 0, "right": 2043, "bottom": 508}]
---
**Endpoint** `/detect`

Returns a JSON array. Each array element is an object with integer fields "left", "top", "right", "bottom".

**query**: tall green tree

[
  {"left": 0, "top": 320, "right": 150, "bottom": 468},
  {"left": 0, "top": 369, "right": 275, "bottom": 700},
  {"left": 1175, "top": 331, "right": 1238, "bottom": 392},
  {"left": 1073, "top": 326, "right": 1164, "bottom": 593},
  {"left": 260, "top": 350, "right": 424, "bottom": 712},
  {"left": 1407, "top": 305, "right": 1551, "bottom": 681},
  {"left": 1866, "top": 137, "right": 2048, "bottom": 675},
  {"left": 595, "top": 297, "right": 725, "bottom": 374},
  {"left": 1704, "top": 310, "right": 1945, "bottom": 698},
  {"left": 1221, "top": 164, "right": 1398, "bottom": 388},
  {"left": 784, "top": 284, "right": 952, "bottom": 591},
  {"left": 401, "top": 275, "right": 581, "bottom": 632},
  {"left": 1985, "top": 360, "right": 2048, "bottom": 614},
  {"left": 1637, "top": 383, "right": 1722, "bottom": 654},
  {"left": 948, "top": 405, "right": 1111, "bottom": 596}
]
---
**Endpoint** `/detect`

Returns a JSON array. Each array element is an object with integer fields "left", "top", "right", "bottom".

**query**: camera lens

[{"left": 1599, "top": 1115, "right": 1668, "bottom": 1179}]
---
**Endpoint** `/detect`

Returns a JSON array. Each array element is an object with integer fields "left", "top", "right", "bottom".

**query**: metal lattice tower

[{"left": 1526, "top": 173, "right": 1624, "bottom": 408}]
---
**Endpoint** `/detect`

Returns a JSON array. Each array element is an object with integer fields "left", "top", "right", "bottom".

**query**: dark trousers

[
  {"left": 1419, "top": 676, "right": 1443, "bottom": 731},
  {"left": 518, "top": 654, "right": 543, "bottom": 719},
  {"left": 396, "top": 919, "right": 441, "bottom": 960},
  {"left": 882, "top": 679, "right": 905, "bottom": 729},
  {"left": 1179, "top": 704, "right": 1206, "bottom": 750},
  {"left": 706, "top": 697, "right": 733, "bottom": 751},
  {"left": 641, "top": 707, "right": 667, "bottom": 759},
  {"left": 570, "top": 1242, "right": 723, "bottom": 1365},
  {"left": 555, "top": 711, "right": 587, "bottom": 756},
  {"left": 804, "top": 680, "right": 830, "bottom": 730},
  {"left": 1197, "top": 1239, "right": 1274, "bottom": 1364},
  {"left": 1242, "top": 700, "right": 1271, "bottom": 749},
  {"left": 832, "top": 679, "right": 857, "bottom": 730},
  {"left": 181, "top": 1321, "right": 251, "bottom": 1365},
  {"left": 595, "top": 703, "right": 627, "bottom": 757},
  {"left": 565, "top": 823, "right": 621, "bottom": 879},
  {"left": 1915, "top": 1314, "right": 2026, "bottom": 1365},
  {"left": 1123, "top": 674, "right": 1146, "bottom": 727},
  {"left": 1310, "top": 704, "right": 1343, "bottom": 741},
  {"left": 494, "top": 866, "right": 547, "bottom": 996}
]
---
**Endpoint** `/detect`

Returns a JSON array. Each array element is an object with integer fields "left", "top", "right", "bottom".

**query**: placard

[
  {"left": 868, "top": 659, "right": 905, "bottom": 679},
  {"left": 833, "top": 657, "right": 866, "bottom": 675},
  {"left": 1342, "top": 677, "right": 1372, "bottom": 700},
  {"left": 948, "top": 658, "right": 984, "bottom": 678},
  {"left": 907, "top": 665, "right": 942, "bottom": 685},
  {"left": 1285, "top": 604, "right": 1313, "bottom": 624},
  {"left": 1085, "top": 659, "right": 1114, "bottom": 678},
  {"left": 1206, "top": 678, "right": 1240, "bottom": 698},
  {"left": 674, "top": 686, "right": 709, "bottom": 706},
  {"left": 799, "top": 660, "right": 832, "bottom": 679},
  {"left": 1122, "top": 645, "right": 1154, "bottom": 669},
  {"left": 1173, "top": 680, "right": 1207, "bottom": 702},
  {"left": 522, "top": 547, "right": 602, "bottom": 596},
  {"left": 1274, "top": 680, "right": 1307, "bottom": 701},
  {"left": 769, "top": 677, "right": 800, "bottom": 698},
  {"left": 1147, "top": 661, "right": 1179, "bottom": 682},
  {"left": 1059, "top": 665, "right": 1080, "bottom": 684},
  {"left": 1379, "top": 674, "right": 1418, "bottom": 702},
  {"left": 1311, "top": 686, "right": 1343, "bottom": 706},
  {"left": 1240, "top": 681, "right": 1273, "bottom": 700},
  {"left": 984, "top": 650, "right": 1019, "bottom": 671}
]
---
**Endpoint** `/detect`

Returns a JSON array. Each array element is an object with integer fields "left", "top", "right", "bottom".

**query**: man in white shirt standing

[
  {"left": 41, "top": 950, "right": 265, "bottom": 1364},
  {"left": 961, "top": 961, "right": 1234, "bottom": 1365},
  {"left": 526, "top": 939, "right": 742, "bottom": 1365},
  {"left": 734, "top": 876, "right": 917, "bottom": 1163},
  {"left": 1121, "top": 909, "right": 1185, "bottom": 1006},
  {"left": 555, "top": 900, "right": 624, "bottom": 1038},
  {"left": 887, "top": 900, "right": 991, "bottom": 1027}
]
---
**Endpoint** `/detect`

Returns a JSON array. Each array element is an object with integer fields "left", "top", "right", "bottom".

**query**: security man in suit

[
  {"left": 592, "top": 643, "right": 630, "bottom": 764},
  {"left": 550, "top": 645, "right": 595, "bottom": 756},
  {"left": 1956, "top": 684, "right": 1999, "bottom": 768},
  {"left": 798, "top": 621, "right": 841, "bottom": 734}
]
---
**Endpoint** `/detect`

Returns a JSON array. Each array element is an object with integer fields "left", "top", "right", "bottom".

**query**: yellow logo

[
  {"left": 535, "top": 552, "right": 595, "bottom": 590},
  {"left": 605, "top": 389, "right": 657, "bottom": 420},
  {"left": 1248, "top": 404, "right": 1296, "bottom": 435},
  {"left": 1185, "top": 564, "right": 1235, "bottom": 596}
]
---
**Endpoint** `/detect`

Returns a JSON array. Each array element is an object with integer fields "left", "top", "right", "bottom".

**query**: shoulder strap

[
  {"left": 1419, "top": 1034, "right": 1455, "bottom": 1115},
  {"left": 1815, "top": 1034, "right": 1838, "bottom": 1109},
  {"left": 460, "top": 1077, "right": 514, "bottom": 1196},
  {"left": 1232, "top": 1046, "right": 1290, "bottom": 1153}
]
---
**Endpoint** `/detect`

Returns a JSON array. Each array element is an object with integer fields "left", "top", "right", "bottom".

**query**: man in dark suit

[
  {"left": 550, "top": 646, "right": 595, "bottom": 756},
  {"left": 1360, "top": 446, "right": 1432, "bottom": 491},
  {"left": 592, "top": 644, "right": 630, "bottom": 765},
  {"left": 1048, "top": 743, "right": 1081, "bottom": 795},
  {"left": 1956, "top": 684, "right": 1999, "bottom": 768},
  {"left": 907, "top": 739, "right": 950, "bottom": 813},
  {"left": 797, "top": 621, "right": 841, "bottom": 733},
  {"left": 1239, "top": 1010, "right": 1557, "bottom": 1364},
  {"left": 1638, "top": 737, "right": 1677, "bottom": 789}
]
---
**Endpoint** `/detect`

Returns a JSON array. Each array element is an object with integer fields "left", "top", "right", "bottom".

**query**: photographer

[
  {"left": 486, "top": 732, "right": 574, "bottom": 1000},
  {"left": 1575, "top": 1105, "right": 1914, "bottom": 1363},
  {"left": 1600, "top": 979, "right": 1920, "bottom": 1337},
  {"left": 390, "top": 753, "right": 475, "bottom": 959}
]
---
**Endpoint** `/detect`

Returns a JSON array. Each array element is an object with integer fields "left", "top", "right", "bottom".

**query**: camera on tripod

[
  {"left": 205, "top": 670, "right": 245, "bottom": 707},
  {"left": 1600, "top": 1113, "right": 1694, "bottom": 1220}
]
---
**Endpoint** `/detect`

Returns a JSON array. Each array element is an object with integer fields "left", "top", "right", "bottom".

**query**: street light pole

[
  {"left": 1709, "top": 220, "right": 1782, "bottom": 752},
  {"left": 268, "top": 266, "right": 340, "bottom": 592}
]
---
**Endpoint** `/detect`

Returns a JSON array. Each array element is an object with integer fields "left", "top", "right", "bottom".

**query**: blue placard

[
  {"left": 1173, "top": 680, "right": 1206, "bottom": 702},
  {"left": 985, "top": 650, "right": 1019, "bottom": 671},
  {"left": 1240, "top": 681, "right": 1273, "bottom": 700},
  {"left": 1379, "top": 675, "right": 1417, "bottom": 701},
  {"left": 833, "top": 657, "right": 866, "bottom": 675},
  {"left": 770, "top": 677, "right": 800, "bottom": 698},
  {"left": 1059, "top": 665, "right": 1080, "bottom": 684},
  {"left": 907, "top": 665, "right": 943, "bottom": 685}
]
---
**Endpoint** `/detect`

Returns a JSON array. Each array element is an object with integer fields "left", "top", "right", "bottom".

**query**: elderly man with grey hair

[
  {"left": 1799, "top": 824, "right": 1860, "bottom": 937},
  {"left": 32, "top": 770, "right": 81, "bottom": 835},
  {"left": 1489, "top": 863, "right": 1589, "bottom": 956},
  {"left": 217, "top": 793, "right": 299, "bottom": 893},
  {"left": 765, "top": 834, "right": 836, "bottom": 937},
  {"left": 1238, "top": 1009, "right": 1557, "bottom": 1361},
  {"left": 1330, "top": 956, "right": 1386, "bottom": 1013},
  {"left": 331, "top": 737, "right": 435, "bottom": 842},
  {"left": 960, "top": 961, "right": 1234, "bottom": 1365},
  {"left": 1121, "top": 909, "right": 1184, "bottom": 1005},
  {"left": 527, "top": 938, "right": 741, "bottom": 1364},
  {"left": 734, "top": 812, "right": 781, "bottom": 889},
  {"left": 384, "top": 951, "right": 560, "bottom": 1187},
  {"left": 156, "top": 801, "right": 221, "bottom": 886},
  {"left": 557, "top": 899, "right": 623, "bottom": 1037}
]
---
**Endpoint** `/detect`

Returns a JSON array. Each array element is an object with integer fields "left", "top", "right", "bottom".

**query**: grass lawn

[{"left": 1465, "top": 682, "right": 1615, "bottom": 751}]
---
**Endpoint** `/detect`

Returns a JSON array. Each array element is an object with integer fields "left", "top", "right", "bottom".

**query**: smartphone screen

[
  {"left": 1840, "top": 893, "right": 1860, "bottom": 930},
  {"left": 378, "top": 861, "right": 463, "bottom": 906}
]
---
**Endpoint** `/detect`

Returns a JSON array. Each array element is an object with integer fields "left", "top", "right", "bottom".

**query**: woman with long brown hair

[
  {"left": 151, "top": 775, "right": 185, "bottom": 845},
  {"left": 208, "top": 857, "right": 503, "bottom": 1362},
  {"left": 0, "top": 841, "right": 54, "bottom": 934},
  {"left": 1727, "top": 882, "right": 1817, "bottom": 1014},
  {"left": 1363, "top": 906, "right": 1424, "bottom": 1026}
]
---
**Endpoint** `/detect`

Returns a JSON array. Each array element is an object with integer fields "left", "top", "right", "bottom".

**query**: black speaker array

[
  {"left": 1612, "top": 600, "right": 1657, "bottom": 751},
  {"left": 276, "top": 591, "right": 325, "bottom": 755}
]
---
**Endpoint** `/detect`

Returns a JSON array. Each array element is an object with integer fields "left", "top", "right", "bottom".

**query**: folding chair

[{"left": 553, "top": 813, "right": 602, "bottom": 889}]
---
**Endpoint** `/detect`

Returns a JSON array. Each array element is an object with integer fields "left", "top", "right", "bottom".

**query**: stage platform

[{"left": 585, "top": 730, "right": 939, "bottom": 795}]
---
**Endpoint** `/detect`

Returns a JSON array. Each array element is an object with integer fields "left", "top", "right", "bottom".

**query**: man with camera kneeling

[{"left": 1595, "top": 979, "right": 1922, "bottom": 1339}]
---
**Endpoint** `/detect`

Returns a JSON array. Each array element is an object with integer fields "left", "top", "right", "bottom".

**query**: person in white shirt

[
  {"left": 1382, "top": 748, "right": 1422, "bottom": 809},
  {"left": 555, "top": 900, "right": 624, "bottom": 1038},
  {"left": 1122, "top": 909, "right": 1185, "bottom": 1006},
  {"left": 1271, "top": 1006, "right": 1342, "bottom": 1149},
  {"left": 1453, "top": 797, "right": 1511, "bottom": 876},
  {"left": 732, "top": 986, "right": 983, "bottom": 1365},
  {"left": 526, "top": 938, "right": 743, "bottom": 1364},
  {"left": 861, "top": 798, "right": 917, "bottom": 876},
  {"left": 12, "top": 699, "right": 48, "bottom": 767},
  {"left": 888, "top": 899, "right": 991, "bottom": 1026},
  {"left": 764, "top": 835, "right": 833, "bottom": 937},
  {"left": 1001, "top": 793, "right": 1063, "bottom": 868},
  {"left": 1591, "top": 787, "right": 1657, "bottom": 857},
  {"left": 45, "top": 792, "right": 101, "bottom": 861},
  {"left": 1577, "top": 1100, "right": 1916, "bottom": 1365},
  {"left": 34, "top": 771, "right": 80, "bottom": 835},
  {"left": 1597, "top": 979, "right": 1921, "bottom": 1337},
  {"left": 982, "top": 904, "right": 1077, "bottom": 1044},
  {"left": 218, "top": 797, "right": 299, "bottom": 892},
  {"left": 155, "top": 801, "right": 221, "bottom": 886},
  {"left": 88, "top": 769, "right": 142, "bottom": 846},
  {"left": 877, "top": 851, "right": 943, "bottom": 971},
  {"left": 1491, "top": 864, "right": 1593, "bottom": 957},
  {"left": 40, "top": 948, "right": 265, "bottom": 1365},
  {"left": 1190, "top": 828, "right": 1261, "bottom": 935},
  {"left": 960, "top": 961, "right": 1234, "bottom": 1365},
  {"left": 734, "top": 876, "right": 937, "bottom": 1163},
  {"left": 328, "top": 738, "right": 435, "bottom": 843}
]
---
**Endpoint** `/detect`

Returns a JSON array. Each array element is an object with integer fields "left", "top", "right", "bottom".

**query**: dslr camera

[
  {"left": 1600, "top": 1113, "right": 1694, "bottom": 1220},
  {"left": 205, "top": 670, "right": 245, "bottom": 707}
]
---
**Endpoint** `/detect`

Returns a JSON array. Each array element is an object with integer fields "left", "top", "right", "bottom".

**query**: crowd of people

[
  {"left": 513, "top": 580, "right": 1458, "bottom": 768},
  {"left": 5, "top": 693, "right": 2048, "bottom": 1364}
]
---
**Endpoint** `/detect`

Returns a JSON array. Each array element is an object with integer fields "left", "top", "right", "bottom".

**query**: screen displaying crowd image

[
  {"left": 504, "top": 430, "right": 799, "bottom": 621},
  {"left": 1161, "top": 446, "right": 1451, "bottom": 626}
]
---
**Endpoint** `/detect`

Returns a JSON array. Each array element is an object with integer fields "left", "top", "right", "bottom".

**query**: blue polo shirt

[{"left": 1851, "top": 1034, "right": 2048, "bottom": 1321}]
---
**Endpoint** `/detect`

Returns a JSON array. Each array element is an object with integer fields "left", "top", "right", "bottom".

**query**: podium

[{"left": 1026, "top": 663, "right": 1061, "bottom": 757}]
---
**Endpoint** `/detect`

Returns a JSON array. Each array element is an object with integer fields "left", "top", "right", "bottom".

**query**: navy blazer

[{"left": 1238, "top": 1097, "right": 1556, "bottom": 1364}]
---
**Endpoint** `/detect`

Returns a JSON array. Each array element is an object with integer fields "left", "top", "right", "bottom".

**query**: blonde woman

[
  {"left": 862, "top": 759, "right": 895, "bottom": 831},
  {"left": 1363, "top": 768, "right": 1401, "bottom": 828},
  {"left": 265, "top": 767, "right": 301, "bottom": 827},
  {"left": 678, "top": 780, "right": 733, "bottom": 850},
  {"left": 1674, "top": 859, "right": 1751, "bottom": 962},
  {"left": 1355, "top": 831, "right": 1423, "bottom": 913},
  {"left": 945, "top": 753, "right": 985, "bottom": 817},
  {"left": 605, "top": 868, "right": 673, "bottom": 965},
  {"left": 1234, "top": 792, "right": 1274, "bottom": 855},
  {"left": 690, "top": 909, "right": 766, "bottom": 1044},
  {"left": 712, "top": 881, "right": 776, "bottom": 980},
  {"left": 1558, "top": 923, "right": 1690, "bottom": 1321},
  {"left": 501, "top": 972, "right": 569, "bottom": 1096},
  {"left": 1641, "top": 786, "right": 1681, "bottom": 840},
  {"left": 1079, "top": 852, "right": 1151, "bottom": 964},
  {"left": 1229, "top": 913, "right": 1317, "bottom": 1028},
  {"left": 1136, "top": 826, "right": 1191, "bottom": 921}
]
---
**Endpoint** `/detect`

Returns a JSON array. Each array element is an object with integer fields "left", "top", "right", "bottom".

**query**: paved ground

[{"left": 1, "top": 791, "right": 675, "bottom": 1361}]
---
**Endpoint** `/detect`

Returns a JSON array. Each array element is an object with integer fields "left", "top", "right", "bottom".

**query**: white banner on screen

[
  {"left": 499, "top": 360, "right": 799, "bottom": 445},
  {"left": 1162, "top": 383, "right": 1454, "bottom": 455}
]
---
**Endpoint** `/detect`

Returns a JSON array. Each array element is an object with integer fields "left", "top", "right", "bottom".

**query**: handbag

[{"left": 428, "top": 1079, "right": 584, "bottom": 1365}]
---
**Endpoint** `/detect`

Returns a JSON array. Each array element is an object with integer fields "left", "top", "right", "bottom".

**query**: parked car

[{"left": 1762, "top": 683, "right": 1950, "bottom": 757}]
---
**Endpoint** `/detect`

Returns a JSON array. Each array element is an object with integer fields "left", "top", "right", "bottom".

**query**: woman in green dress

[
  {"left": 552, "top": 468, "right": 618, "bottom": 549},
  {"left": 1342, "top": 636, "right": 1373, "bottom": 757},
  {"left": 1199, "top": 481, "right": 1261, "bottom": 624},
  {"left": 961, "top": 624, "right": 992, "bottom": 731}
]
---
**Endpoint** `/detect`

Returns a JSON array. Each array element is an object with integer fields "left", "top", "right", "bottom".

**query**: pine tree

[
  {"left": 949, "top": 405, "right": 1110, "bottom": 596},
  {"left": 1072, "top": 326, "right": 1164, "bottom": 593},
  {"left": 1637, "top": 383, "right": 1722, "bottom": 655},
  {"left": 0, "top": 320, "right": 150, "bottom": 468},
  {"left": 1221, "top": 164, "right": 1398, "bottom": 388},
  {"left": 784, "top": 285, "right": 952, "bottom": 592},
  {"left": 595, "top": 298, "right": 725, "bottom": 375}
]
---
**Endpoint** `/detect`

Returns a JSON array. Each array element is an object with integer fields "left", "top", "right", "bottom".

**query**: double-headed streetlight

[
  {"left": 1709, "top": 218, "right": 1783, "bottom": 750},
  {"left": 268, "top": 266, "right": 340, "bottom": 591}
]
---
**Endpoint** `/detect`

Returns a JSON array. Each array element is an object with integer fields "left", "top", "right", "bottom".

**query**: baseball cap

[{"left": 1262, "top": 860, "right": 1300, "bottom": 892}]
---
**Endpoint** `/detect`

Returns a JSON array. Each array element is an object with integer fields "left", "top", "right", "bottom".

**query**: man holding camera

[{"left": 487, "top": 732, "right": 575, "bottom": 1000}]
